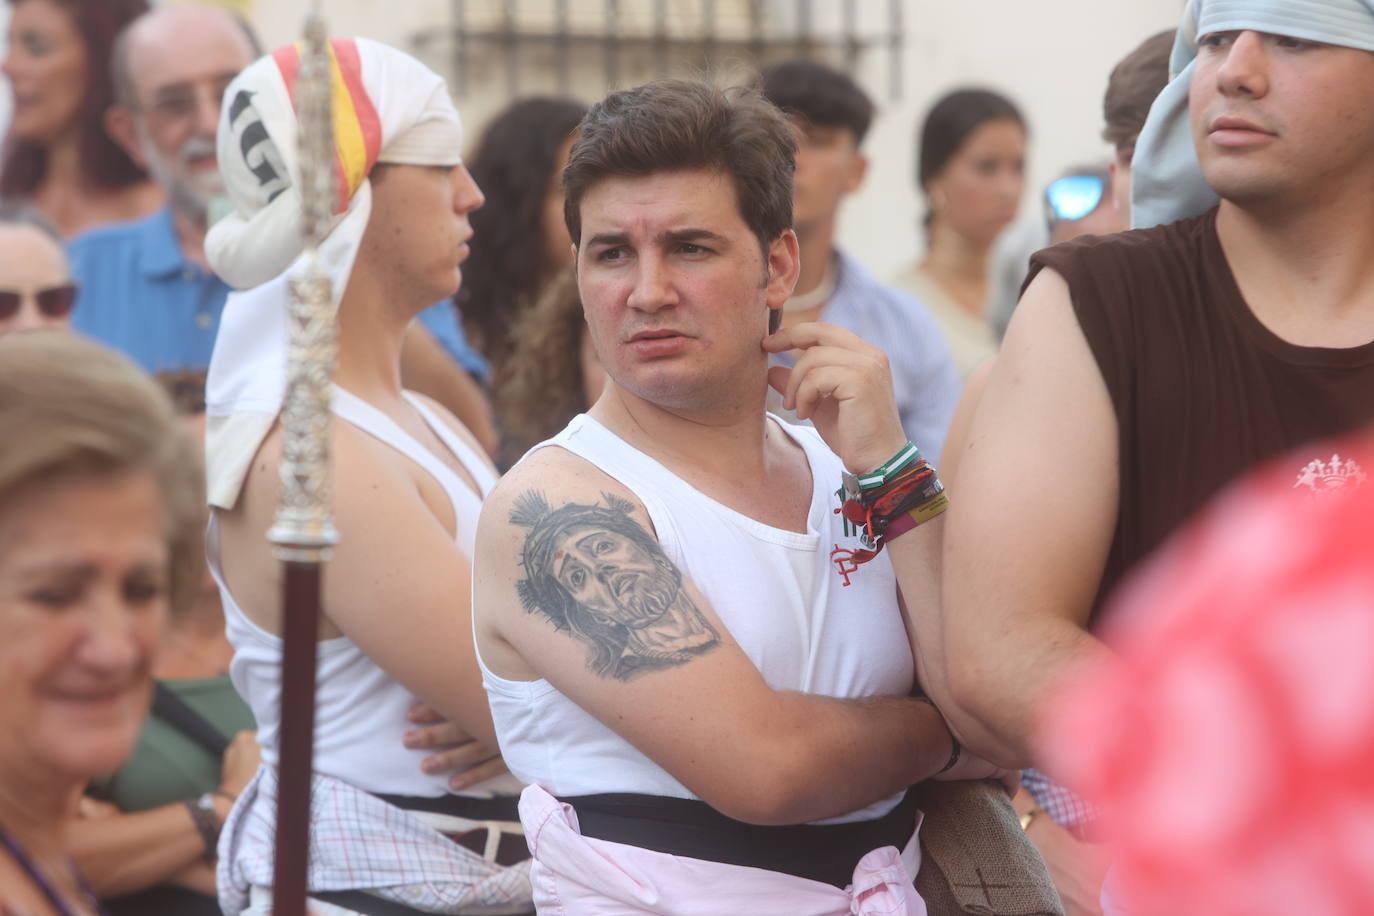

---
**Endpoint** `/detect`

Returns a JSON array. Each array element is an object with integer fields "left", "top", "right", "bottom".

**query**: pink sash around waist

[{"left": 519, "top": 784, "right": 927, "bottom": 915}]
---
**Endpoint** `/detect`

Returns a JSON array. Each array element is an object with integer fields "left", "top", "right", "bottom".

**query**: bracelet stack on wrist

[{"left": 835, "top": 441, "right": 948, "bottom": 567}]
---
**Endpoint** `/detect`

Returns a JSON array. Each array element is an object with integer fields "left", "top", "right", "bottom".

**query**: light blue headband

[{"left": 1130, "top": 0, "right": 1374, "bottom": 228}]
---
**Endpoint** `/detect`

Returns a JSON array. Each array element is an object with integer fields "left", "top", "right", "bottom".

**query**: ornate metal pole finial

[
  {"left": 267, "top": 5, "right": 339, "bottom": 563},
  {"left": 269, "top": 5, "right": 338, "bottom": 914}
]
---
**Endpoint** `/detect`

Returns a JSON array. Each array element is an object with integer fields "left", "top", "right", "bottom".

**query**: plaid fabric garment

[
  {"left": 1021, "top": 768, "right": 1100, "bottom": 838},
  {"left": 217, "top": 765, "right": 532, "bottom": 915}
]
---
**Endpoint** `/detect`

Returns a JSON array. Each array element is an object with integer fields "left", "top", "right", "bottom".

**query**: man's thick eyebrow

[
  {"left": 659, "top": 228, "right": 729, "bottom": 247},
  {"left": 151, "top": 71, "right": 239, "bottom": 99},
  {"left": 585, "top": 231, "right": 630, "bottom": 249},
  {"left": 583, "top": 228, "right": 730, "bottom": 249}
]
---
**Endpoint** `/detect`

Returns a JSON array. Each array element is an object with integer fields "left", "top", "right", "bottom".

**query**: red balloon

[{"left": 1043, "top": 434, "right": 1374, "bottom": 916}]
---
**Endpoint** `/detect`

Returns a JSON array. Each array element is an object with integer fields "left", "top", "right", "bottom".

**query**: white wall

[
  {"left": 844, "top": 0, "right": 1184, "bottom": 279},
  {"left": 246, "top": 0, "right": 1183, "bottom": 280},
  {"left": 1, "top": 0, "right": 1183, "bottom": 279}
]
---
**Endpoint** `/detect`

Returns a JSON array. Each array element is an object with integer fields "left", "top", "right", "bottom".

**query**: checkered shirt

[
  {"left": 1021, "top": 767, "right": 1101, "bottom": 838},
  {"left": 217, "top": 765, "right": 532, "bottom": 914}
]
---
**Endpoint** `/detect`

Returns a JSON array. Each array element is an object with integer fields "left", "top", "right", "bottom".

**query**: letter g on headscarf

[
  {"left": 1130, "top": 0, "right": 1374, "bottom": 229},
  {"left": 206, "top": 37, "right": 465, "bottom": 290},
  {"left": 202, "top": 38, "right": 465, "bottom": 510}
]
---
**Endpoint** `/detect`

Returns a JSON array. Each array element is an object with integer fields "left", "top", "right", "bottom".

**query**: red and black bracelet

[{"left": 831, "top": 443, "right": 949, "bottom": 577}]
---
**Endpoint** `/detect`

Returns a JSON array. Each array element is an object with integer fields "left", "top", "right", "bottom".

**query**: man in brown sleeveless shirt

[{"left": 908, "top": 3, "right": 1374, "bottom": 909}]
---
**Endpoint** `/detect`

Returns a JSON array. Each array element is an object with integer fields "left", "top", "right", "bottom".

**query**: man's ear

[
  {"left": 845, "top": 151, "right": 869, "bottom": 194},
  {"left": 764, "top": 228, "right": 801, "bottom": 308},
  {"left": 105, "top": 106, "right": 148, "bottom": 169}
]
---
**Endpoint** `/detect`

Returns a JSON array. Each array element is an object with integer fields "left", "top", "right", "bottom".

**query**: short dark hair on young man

[
  {"left": 758, "top": 59, "right": 874, "bottom": 144},
  {"left": 563, "top": 79, "right": 796, "bottom": 253},
  {"left": 1102, "top": 30, "right": 1174, "bottom": 157}
]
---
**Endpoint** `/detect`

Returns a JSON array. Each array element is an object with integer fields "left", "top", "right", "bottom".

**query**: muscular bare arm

[
  {"left": 475, "top": 450, "right": 995, "bottom": 826},
  {"left": 217, "top": 414, "right": 498, "bottom": 748},
  {"left": 938, "top": 358, "right": 994, "bottom": 486},
  {"left": 931, "top": 268, "right": 1119, "bottom": 767}
]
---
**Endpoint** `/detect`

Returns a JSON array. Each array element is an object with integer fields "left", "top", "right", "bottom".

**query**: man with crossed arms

[{"left": 472, "top": 79, "right": 1023, "bottom": 913}]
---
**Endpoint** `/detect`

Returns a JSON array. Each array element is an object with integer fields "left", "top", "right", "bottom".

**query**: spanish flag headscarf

[
  {"left": 203, "top": 38, "right": 464, "bottom": 509},
  {"left": 1131, "top": 0, "right": 1374, "bottom": 228}
]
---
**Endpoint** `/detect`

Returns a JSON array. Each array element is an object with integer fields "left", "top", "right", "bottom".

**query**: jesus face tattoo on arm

[{"left": 511, "top": 491, "right": 720, "bottom": 680}]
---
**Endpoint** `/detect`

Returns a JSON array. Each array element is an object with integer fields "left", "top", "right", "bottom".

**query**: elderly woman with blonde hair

[{"left": 0, "top": 331, "right": 201, "bottom": 915}]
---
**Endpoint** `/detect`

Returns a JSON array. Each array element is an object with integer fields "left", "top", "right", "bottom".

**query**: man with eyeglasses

[
  {"left": 65, "top": 6, "right": 498, "bottom": 453},
  {"left": 65, "top": 3, "right": 256, "bottom": 375}
]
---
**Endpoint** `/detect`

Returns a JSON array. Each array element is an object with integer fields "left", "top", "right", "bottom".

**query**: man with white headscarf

[
  {"left": 909, "top": 1, "right": 1374, "bottom": 911},
  {"left": 203, "top": 37, "right": 532, "bottom": 914}
]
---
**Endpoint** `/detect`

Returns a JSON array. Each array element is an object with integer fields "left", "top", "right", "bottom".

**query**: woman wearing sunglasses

[{"left": 0, "top": 204, "right": 78, "bottom": 334}]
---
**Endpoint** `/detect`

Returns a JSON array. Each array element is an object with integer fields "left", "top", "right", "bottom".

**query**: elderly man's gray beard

[{"left": 137, "top": 126, "right": 225, "bottom": 225}]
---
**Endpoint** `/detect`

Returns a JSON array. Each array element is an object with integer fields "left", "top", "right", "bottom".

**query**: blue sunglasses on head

[{"left": 1045, "top": 173, "right": 1107, "bottom": 223}]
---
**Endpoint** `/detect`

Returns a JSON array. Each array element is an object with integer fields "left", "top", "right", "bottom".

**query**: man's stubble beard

[{"left": 138, "top": 126, "right": 222, "bottom": 225}]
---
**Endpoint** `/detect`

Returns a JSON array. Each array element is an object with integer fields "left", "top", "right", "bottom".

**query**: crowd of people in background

[{"left": 2, "top": 0, "right": 1373, "bottom": 913}]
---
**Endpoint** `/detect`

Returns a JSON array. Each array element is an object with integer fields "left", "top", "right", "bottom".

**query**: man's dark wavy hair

[
  {"left": 562, "top": 78, "right": 796, "bottom": 256},
  {"left": 1102, "top": 30, "right": 1173, "bottom": 157},
  {"left": 511, "top": 491, "right": 677, "bottom": 677}
]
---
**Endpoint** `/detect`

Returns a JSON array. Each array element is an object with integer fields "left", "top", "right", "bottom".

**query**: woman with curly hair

[
  {"left": 491, "top": 268, "right": 604, "bottom": 470},
  {"left": 459, "top": 96, "right": 586, "bottom": 375},
  {"left": 1, "top": 0, "right": 162, "bottom": 236}
]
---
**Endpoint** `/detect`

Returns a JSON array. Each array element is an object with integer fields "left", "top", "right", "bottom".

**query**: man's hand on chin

[{"left": 763, "top": 321, "right": 908, "bottom": 473}]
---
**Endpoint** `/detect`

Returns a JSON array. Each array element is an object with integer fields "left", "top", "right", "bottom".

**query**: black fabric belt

[
  {"left": 558, "top": 788, "right": 918, "bottom": 889},
  {"left": 374, "top": 791, "right": 521, "bottom": 822}
]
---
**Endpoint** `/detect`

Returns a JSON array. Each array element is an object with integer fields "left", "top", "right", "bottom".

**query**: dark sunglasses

[
  {"left": 0, "top": 283, "right": 78, "bottom": 320},
  {"left": 1045, "top": 173, "right": 1107, "bottom": 224}
]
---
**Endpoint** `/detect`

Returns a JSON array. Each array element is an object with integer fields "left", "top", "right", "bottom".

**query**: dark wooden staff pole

[{"left": 268, "top": 7, "right": 339, "bottom": 914}]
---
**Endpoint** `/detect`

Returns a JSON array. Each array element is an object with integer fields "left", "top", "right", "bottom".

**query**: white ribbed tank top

[
  {"left": 478, "top": 413, "right": 914, "bottom": 823},
  {"left": 211, "top": 387, "right": 520, "bottom": 798}
]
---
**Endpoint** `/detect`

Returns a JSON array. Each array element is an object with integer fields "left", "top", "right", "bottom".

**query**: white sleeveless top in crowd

[
  {"left": 211, "top": 386, "right": 521, "bottom": 798},
  {"left": 478, "top": 413, "right": 916, "bottom": 824}
]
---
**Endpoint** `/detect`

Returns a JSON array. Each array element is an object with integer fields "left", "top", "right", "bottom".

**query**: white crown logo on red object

[{"left": 1293, "top": 454, "right": 1368, "bottom": 496}]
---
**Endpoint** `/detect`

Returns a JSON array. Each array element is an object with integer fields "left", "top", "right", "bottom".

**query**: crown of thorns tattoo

[{"left": 510, "top": 490, "right": 679, "bottom": 633}]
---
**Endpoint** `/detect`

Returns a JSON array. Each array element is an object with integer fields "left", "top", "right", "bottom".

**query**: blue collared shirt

[
  {"left": 771, "top": 248, "right": 962, "bottom": 461},
  {"left": 413, "top": 298, "right": 491, "bottom": 382},
  {"left": 69, "top": 207, "right": 487, "bottom": 379},
  {"left": 69, "top": 208, "right": 230, "bottom": 374}
]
